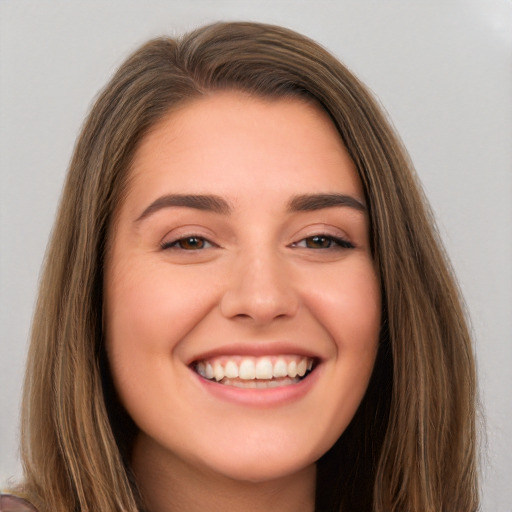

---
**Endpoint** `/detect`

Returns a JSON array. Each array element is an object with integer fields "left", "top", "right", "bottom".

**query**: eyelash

[
  {"left": 160, "top": 236, "right": 215, "bottom": 251},
  {"left": 291, "top": 235, "right": 354, "bottom": 250},
  {"left": 160, "top": 234, "right": 354, "bottom": 251}
]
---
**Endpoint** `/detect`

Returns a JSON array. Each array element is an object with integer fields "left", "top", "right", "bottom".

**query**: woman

[{"left": 3, "top": 22, "right": 478, "bottom": 511}]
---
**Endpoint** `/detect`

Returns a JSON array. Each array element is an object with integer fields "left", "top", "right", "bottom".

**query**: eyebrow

[
  {"left": 287, "top": 193, "right": 367, "bottom": 213},
  {"left": 135, "top": 191, "right": 367, "bottom": 223},
  {"left": 136, "top": 194, "right": 232, "bottom": 222}
]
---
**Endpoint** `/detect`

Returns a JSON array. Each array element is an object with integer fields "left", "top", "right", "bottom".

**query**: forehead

[{"left": 122, "top": 91, "right": 363, "bottom": 214}]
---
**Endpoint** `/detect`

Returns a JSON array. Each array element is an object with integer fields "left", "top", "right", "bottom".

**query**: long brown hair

[{"left": 19, "top": 22, "right": 478, "bottom": 511}]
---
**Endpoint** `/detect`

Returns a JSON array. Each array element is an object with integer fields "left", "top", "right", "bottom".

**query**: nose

[{"left": 220, "top": 250, "right": 299, "bottom": 325}]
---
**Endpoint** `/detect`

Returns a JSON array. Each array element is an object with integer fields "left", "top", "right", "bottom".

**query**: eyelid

[
  {"left": 290, "top": 224, "right": 354, "bottom": 246},
  {"left": 291, "top": 234, "right": 354, "bottom": 250},
  {"left": 160, "top": 236, "right": 216, "bottom": 251},
  {"left": 159, "top": 227, "right": 219, "bottom": 251}
]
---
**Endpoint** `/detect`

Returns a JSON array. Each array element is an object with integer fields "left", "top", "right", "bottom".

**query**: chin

[{"left": 193, "top": 440, "right": 322, "bottom": 484}]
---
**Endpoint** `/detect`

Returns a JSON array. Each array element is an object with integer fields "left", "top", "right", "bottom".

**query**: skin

[{"left": 104, "top": 92, "right": 381, "bottom": 512}]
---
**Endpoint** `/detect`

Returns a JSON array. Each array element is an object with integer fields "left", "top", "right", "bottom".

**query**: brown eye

[
  {"left": 305, "top": 235, "right": 333, "bottom": 249},
  {"left": 293, "top": 235, "right": 355, "bottom": 250},
  {"left": 177, "top": 237, "right": 207, "bottom": 250},
  {"left": 161, "top": 236, "right": 213, "bottom": 251}
]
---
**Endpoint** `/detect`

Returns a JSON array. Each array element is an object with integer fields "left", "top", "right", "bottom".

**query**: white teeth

[
  {"left": 287, "top": 360, "right": 298, "bottom": 378},
  {"left": 205, "top": 362, "right": 214, "bottom": 379},
  {"left": 255, "top": 358, "right": 273, "bottom": 379},
  {"left": 239, "top": 359, "right": 256, "bottom": 379},
  {"left": 273, "top": 358, "right": 288, "bottom": 378},
  {"left": 213, "top": 362, "right": 224, "bottom": 382},
  {"left": 195, "top": 355, "right": 314, "bottom": 383},
  {"left": 297, "top": 358, "right": 308, "bottom": 377},
  {"left": 225, "top": 360, "right": 239, "bottom": 378}
]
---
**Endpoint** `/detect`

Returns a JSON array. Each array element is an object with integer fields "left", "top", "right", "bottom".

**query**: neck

[{"left": 131, "top": 435, "right": 316, "bottom": 512}]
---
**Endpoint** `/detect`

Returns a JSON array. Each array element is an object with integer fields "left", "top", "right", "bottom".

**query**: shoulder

[{"left": 0, "top": 494, "right": 38, "bottom": 512}]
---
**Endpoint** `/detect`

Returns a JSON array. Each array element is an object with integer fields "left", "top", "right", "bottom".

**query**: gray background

[{"left": 1, "top": 1, "right": 511, "bottom": 510}]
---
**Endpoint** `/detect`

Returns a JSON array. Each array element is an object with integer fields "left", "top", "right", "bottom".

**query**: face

[{"left": 104, "top": 92, "right": 381, "bottom": 483}]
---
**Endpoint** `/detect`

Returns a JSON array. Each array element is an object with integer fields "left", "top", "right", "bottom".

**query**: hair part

[{"left": 19, "top": 21, "right": 478, "bottom": 512}]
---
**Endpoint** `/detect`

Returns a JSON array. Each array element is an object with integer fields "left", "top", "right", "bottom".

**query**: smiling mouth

[{"left": 193, "top": 355, "right": 315, "bottom": 389}]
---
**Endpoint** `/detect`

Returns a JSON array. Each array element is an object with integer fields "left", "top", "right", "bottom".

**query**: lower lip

[{"left": 192, "top": 366, "right": 321, "bottom": 408}]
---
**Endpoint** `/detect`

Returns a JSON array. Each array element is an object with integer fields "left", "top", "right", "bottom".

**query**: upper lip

[{"left": 187, "top": 341, "right": 323, "bottom": 366}]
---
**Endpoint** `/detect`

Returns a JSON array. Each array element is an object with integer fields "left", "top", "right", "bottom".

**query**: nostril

[
  {"left": 220, "top": 288, "right": 299, "bottom": 324},
  {"left": 234, "top": 313, "right": 252, "bottom": 319}
]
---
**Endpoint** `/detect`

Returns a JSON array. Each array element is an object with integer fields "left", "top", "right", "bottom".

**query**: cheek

[
  {"left": 106, "top": 262, "right": 215, "bottom": 343},
  {"left": 304, "top": 259, "right": 381, "bottom": 350},
  {"left": 303, "top": 259, "right": 381, "bottom": 416},
  {"left": 103, "top": 261, "right": 222, "bottom": 392}
]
